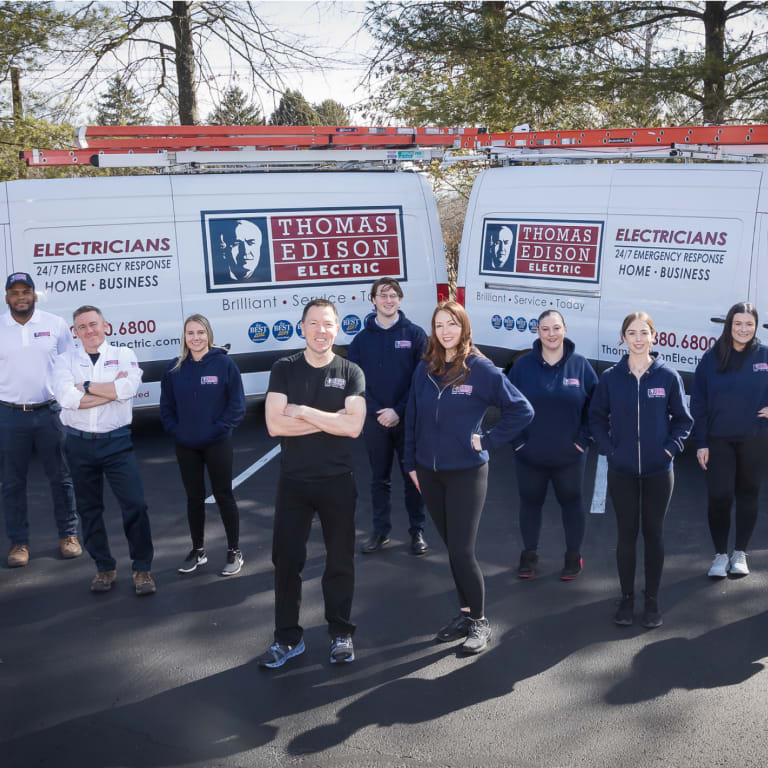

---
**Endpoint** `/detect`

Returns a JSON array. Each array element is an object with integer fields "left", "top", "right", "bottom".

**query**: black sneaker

[
  {"left": 220, "top": 548, "right": 244, "bottom": 577},
  {"left": 361, "top": 533, "right": 390, "bottom": 554},
  {"left": 178, "top": 548, "right": 207, "bottom": 574},
  {"left": 329, "top": 635, "right": 355, "bottom": 664},
  {"left": 517, "top": 549, "right": 538, "bottom": 579},
  {"left": 410, "top": 531, "right": 428, "bottom": 555},
  {"left": 435, "top": 612, "right": 472, "bottom": 643},
  {"left": 257, "top": 639, "right": 306, "bottom": 669},
  {"left": 461, "top": 618, "right": 492, "bottom": 654},
  {"left": 641, "top": 592, "right": 663, "bottom": 629},
  {"left": 560, "top": 551, "right": 583, "bottom": 580},
  {"left": 614, "top": 594, "right": 635, "bottom": 626}
]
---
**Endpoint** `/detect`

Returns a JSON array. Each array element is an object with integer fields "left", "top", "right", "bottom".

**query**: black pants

[
  {"left": 272, "top": 472, "right": 357, "bottom": 645},
  {"left": 416, "top": 463, "right": 488, "bottom": 620},
  {"left": 706, "top": 435, "right": 765, "bottom": 553},
  {"left": 608, "top": 470, "right": 673, "bottom": 598},
  {"left": 515, "top": 455, "right": 586, "bottom": 553},
  {"left": 175, "top": 437, "right": 239, "bottom": 551}
]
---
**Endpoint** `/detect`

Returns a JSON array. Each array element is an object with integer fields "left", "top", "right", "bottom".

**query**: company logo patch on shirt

[
  {"left": 395, "top": 340, "right": 412, "bottom": 349},
  {"left": 104, "top": 359, "right": 119, "bottom": 366},
  {"left": 201, "top": 376, "right": 219, "bottom": 385},
  {"left": 753, "top": 363, "right": 768, "bottom": 372},
  {"left": 33, "top": 331, "right": 51, "bottom": 338},
  {"left": 325, "top": 377, "right": 346, "bottom": 389},
  {"left": 647, "top": 387, "right": 666, "bottom": 398},
  {"left": 130, "top": 361, "right": 138, "bottom": 367},
  {"left": 563, "top": 378, "right": 580, "bottom": 386},
  {"left": 452, "top": 384, "right": 473, "bottom": 396}
]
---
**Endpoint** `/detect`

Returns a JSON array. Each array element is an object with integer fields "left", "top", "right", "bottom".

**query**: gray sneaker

[
  {"left": 461, "top": 618, "right": 491, "bottom": 654},
  {"left": 220, "top": 549, "right": 244, "bottom": 577},
  {"left": 257, "top": 639, "right": 306, "bottom": 669},
  {"left": 330, "top": 635, "right": 355, "bottom": 664},
  {"left": 178, "top": 548, "right": 208, "bottom": 574}
]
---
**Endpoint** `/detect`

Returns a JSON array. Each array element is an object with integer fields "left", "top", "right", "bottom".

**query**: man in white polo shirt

[
  {"left": 53, "top": 304, "right": 155, "bottom": 595},
  {"left": 0, "top": 272, "right": 80, "bottom": 568}
]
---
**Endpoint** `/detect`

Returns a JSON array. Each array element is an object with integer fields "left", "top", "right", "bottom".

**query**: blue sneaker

[
  {"left": 256, "top": 639, "right": 306, "bottom": 669},
  {"left": 329, "top": 635, "right": 355, "bottom": 664}
]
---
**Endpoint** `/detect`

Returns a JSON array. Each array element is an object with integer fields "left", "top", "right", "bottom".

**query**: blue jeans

[
  {"left": 364, "top": 417, "right": 425, "bottom": 536},
  {"left": 0, "top": 403, "right": 77, "bottom": 546},
  {"left": 64, "top": 428, "right": 153, "bottom": 572},
  {"left": 515, "top": 454, "right": 587, "bottom": 553}
]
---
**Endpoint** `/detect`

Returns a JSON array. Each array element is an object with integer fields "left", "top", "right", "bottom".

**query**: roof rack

[{"left": 19, "top": 123, "right": 768, "bottom": 169}]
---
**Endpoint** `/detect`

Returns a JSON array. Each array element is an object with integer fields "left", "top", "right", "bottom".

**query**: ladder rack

[{"left": 20, "top": 123, "right": 768, "bottom": 169}]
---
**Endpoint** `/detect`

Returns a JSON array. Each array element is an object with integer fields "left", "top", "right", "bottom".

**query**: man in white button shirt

[
  {"left": 1, "top": 272, "right": 80, "bottom": 568},
  {"left": 53, "top": 305, "right": 156, "bottom": 595}
]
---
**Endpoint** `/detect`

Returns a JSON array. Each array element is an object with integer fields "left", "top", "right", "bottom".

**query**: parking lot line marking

[
  {"left": 205, "top": 444, "right": 281, "bottom": 503},
  {"left": 590, "top": 455, "right": 608, "bottom": 515}
]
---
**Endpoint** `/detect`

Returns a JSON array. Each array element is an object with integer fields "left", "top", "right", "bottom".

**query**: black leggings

[
  {"left": 515, "top": 456, "right": 586, "bottom": 552},
  {"left": 706, "top": 436, "right": 765, "bottom": 553},
  {"left": 416, "top": 463, "right": 488, "bottom": 620},
  {"left": 175, "top": 437, "right": 239, "bottom": 551},
  {"left": 607, "top": 470, "right": 673, "bottom": 598}
]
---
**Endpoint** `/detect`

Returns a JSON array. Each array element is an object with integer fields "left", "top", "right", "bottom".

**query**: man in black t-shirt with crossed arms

[{"left": 258, "top": 299, "right": 366, "bottom": 669}]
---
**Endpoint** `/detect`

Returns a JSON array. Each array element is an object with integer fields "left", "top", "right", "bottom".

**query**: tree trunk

[
  {"left": 702, "top": 1, "right": 727, "bottom": 123},
  {"left": 11, "top": 67, "right": 23, "bottom": 122},
  {"left": 171, "top": 1, "right": 198, "bottom": 125}
]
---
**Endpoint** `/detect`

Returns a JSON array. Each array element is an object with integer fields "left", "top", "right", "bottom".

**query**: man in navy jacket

[{"left": 348, "top": 278, "right": 428, "bottom": 555}]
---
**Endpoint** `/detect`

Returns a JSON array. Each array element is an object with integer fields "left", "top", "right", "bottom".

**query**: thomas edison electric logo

[{"left": 202, "top": 207, "right": 407, "bottom": 292}]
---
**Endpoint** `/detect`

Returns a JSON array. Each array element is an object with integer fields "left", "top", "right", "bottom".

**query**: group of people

[{"left": 3, "top": 269, "right": 767, "bottom": 667}]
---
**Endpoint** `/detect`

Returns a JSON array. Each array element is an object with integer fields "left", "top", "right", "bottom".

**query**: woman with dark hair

[
  {"left": 508, "top": 309, "right": 598, "bottom": 580},
  {"left": 404, "top": 301, "right": 533, "bottom": 654},
  {"left": 690, "top": 302, "right": 768, "bottom": 578},
  {"left": 160, "top": 314, "right": 246, "bottom": 577},
  {"left": 589, "top": 312, "right": 692, "bottom": 628}
]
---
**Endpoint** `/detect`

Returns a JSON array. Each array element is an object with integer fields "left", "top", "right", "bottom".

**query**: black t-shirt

[{"left": 268, "top": 351, "right": 365, "bottom": 480}]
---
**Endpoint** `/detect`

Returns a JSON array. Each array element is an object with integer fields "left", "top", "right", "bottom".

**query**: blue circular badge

[
  {"left": 515, "top": 317, "right": 527, "bottom": 332},
  {"left": 272, "top": 320, "right": 294, "bottom": 342},
  {"left": 341, "top": 314, "right": 362, "bottom": 335},
  {"left": 296, "top": 320, "right": 305, "bottom": 339},
  {"left": 503, "top": 315, "right": 514, "bottom": 331},
  {"left": 491, "top": 314, "right": 502, "bottom": 329},
  {"left": 529, "top": 318, "right": 538, "bottom": 333},
  {"left": 248, "top": 321, "right": 269, "bottom": 343}
]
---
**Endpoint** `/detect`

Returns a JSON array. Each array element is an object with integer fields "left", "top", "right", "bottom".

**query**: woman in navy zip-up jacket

[
  {"left": 404, "top": 301, "right": 533, "bottom": 654},
  {"left": 690, "top": 302, "right": 768, "bottom": 579},
  {"left": 160, "top": 314, "right": 246, "bottom": 578},
  {"left": 508, "top": 310, "right": 598, "bottom": 580},
  {"left": 589, "top": 312, "right": 692, "bottom": 629}
]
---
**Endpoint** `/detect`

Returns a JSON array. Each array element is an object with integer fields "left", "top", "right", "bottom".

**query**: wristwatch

[{"left": 83, "top": 381, "right": 91, "bottom": 394}]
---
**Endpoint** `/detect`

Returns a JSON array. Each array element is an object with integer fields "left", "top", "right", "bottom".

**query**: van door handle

[{"left": 710, "top": 316, "right": 726, "bottom": 324}]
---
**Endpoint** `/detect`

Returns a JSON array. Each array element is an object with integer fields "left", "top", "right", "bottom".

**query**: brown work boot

[
  {"left": 60, "top": 536, "right": 83, "bottom": 559},
  {"left": 91, "top": 570, "right": 117, "bottom": 593},
  {"left": 8, "top": 544, "right": 30, "bottom": 568},
  {"left": 132, "top": 571, "right": 157, "bottom": 596}
]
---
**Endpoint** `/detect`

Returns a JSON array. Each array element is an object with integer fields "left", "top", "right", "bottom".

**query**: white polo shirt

[
  {"left": 53, "top": 340, "right": 143, "bottom": 433},
  {"left": 0, "top": 309, "right": 74, "bottom": 405}
]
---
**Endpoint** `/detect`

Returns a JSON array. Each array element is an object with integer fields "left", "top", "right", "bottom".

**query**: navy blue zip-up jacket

[
  {"left": 404, "top": 353, "right": 534, "bottom": 472},
  {"left": 509, "top": 338, "right": 598, "bottom": 467},
  {"left": 589, "top": 354, "right": 692, "bottom": 478},
  {"left": 160, "top": 347, "right": 246, "bottom": 449},
  {"left": 348, "top": 311, "right": 428, "bottom": 420},
  {"left": 690, "top": 343, "right": 768, "bottom": 447}
]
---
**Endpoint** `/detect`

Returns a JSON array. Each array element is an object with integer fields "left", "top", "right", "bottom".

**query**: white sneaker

[
  {"left": 708, "top": 553, "right": 729, "bottom": 578},
  {"left": 729, "top": 550, "right": 749, "bottom": 576}
]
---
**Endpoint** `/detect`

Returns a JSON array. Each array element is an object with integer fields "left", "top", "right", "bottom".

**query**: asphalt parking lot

[{"left": 2, "top": 401, "right": 768, "bottom": 768}]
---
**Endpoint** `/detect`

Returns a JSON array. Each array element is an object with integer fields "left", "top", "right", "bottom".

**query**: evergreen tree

[
  {"left": 313, "top": 99, "right": 350, "bottom": 126},
  {"left": 94, "top": 75, "right": 149, "bottom": 126},
  {"left": 207, "top": 85, "right": 264, "bottom": 125},
  {"left": 268, "top": 89, "right": 319, "bottom": 125}
]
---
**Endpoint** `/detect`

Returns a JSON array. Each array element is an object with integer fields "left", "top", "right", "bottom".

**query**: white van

[
  {"left": 1, "top": 171, "right": 448, "bottom": 405},
  {"left": 457, "top": 163, "right": 768, "bottom": 381}
]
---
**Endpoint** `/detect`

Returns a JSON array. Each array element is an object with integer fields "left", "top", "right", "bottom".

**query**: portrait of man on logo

[
  {"left": 208, "top": 216, "right": 271, "bottom": 285},
  {"left": 482, "top": 222, "right": 516, "bottom": 273}
]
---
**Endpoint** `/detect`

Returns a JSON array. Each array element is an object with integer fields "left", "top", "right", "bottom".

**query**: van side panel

[
  {"left": 602, "top": 168, "right": 760, "bottom": 374},
  {"left": 169, "top": 172, "right": 440, "bottom": 396},
  {"left": 7, "top": 176, "right": 182, "bottom": 405}
]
